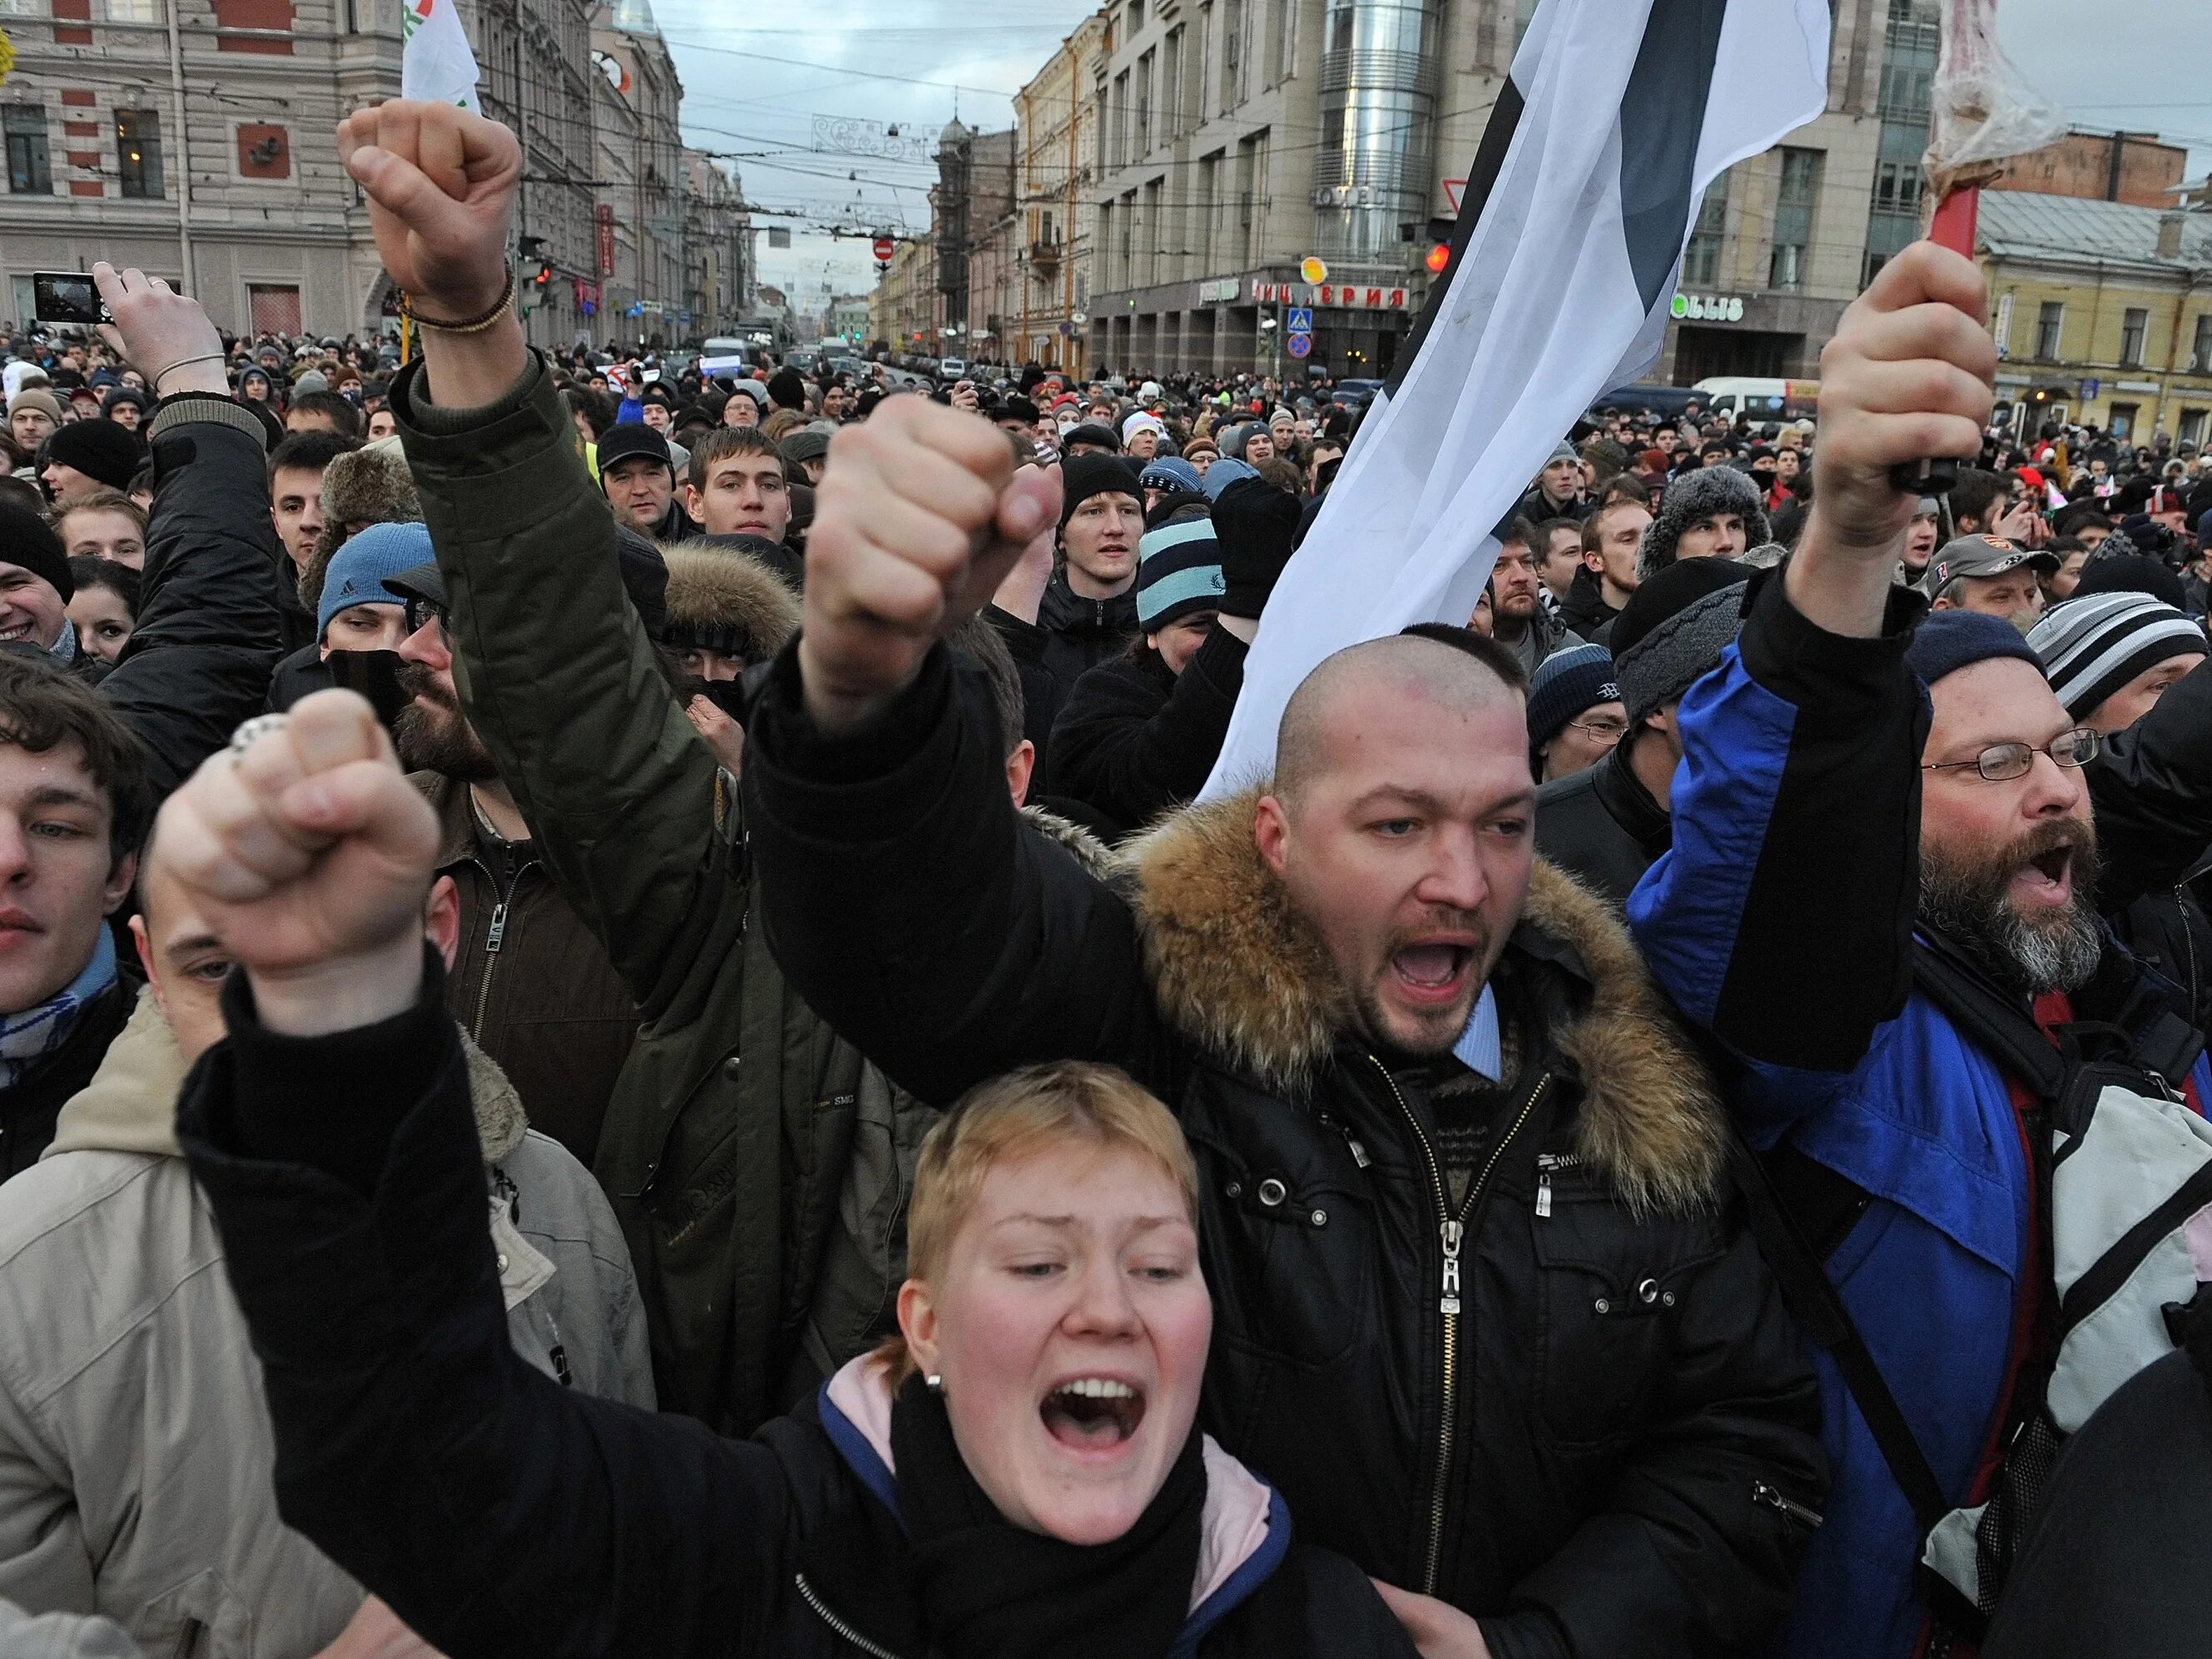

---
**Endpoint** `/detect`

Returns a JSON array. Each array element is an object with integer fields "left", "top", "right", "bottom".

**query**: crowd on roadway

[{"left": 2, "top": 97, "right": 2212, "bottom": 1659}]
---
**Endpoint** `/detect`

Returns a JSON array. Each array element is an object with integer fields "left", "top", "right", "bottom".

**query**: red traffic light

[
  {"left": 1425, "top": 242, "right": 1451, "bottom": 275},
  {"left": 533, "top": 264, "right": 552, "bottom": 286}
]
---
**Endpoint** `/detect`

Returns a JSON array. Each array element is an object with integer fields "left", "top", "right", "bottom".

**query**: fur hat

[
  {"left": 300, "top": 441, "right": 421, "bottom": 614},
  {"left": 1638, "top": 465, "right": 1770, "bottom": 580},
  {"left": 655, "top": 539, "right": 801, "bottom": 665}
]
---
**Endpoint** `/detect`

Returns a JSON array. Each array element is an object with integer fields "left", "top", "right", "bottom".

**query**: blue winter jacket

[{"left": 1629, "top": 581, "right": 2212, "bottom": 1659}]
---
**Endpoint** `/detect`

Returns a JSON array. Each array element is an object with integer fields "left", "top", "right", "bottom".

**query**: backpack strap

[{"left": 1912, "top": 935, "right": 2066, "bottom": 1100}]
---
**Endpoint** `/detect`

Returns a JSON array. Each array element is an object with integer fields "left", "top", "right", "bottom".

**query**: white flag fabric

[
  {"left": 1201, "top": 0, "right": 1832, "bottom": 798},
  {"left": 401, "top": 0, "right": 483, "bottom": 114}
]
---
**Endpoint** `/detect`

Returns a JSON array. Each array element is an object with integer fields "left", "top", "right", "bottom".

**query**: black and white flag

[{"left": 1203, "top": 0, "right": 1831, "bottom": 795}]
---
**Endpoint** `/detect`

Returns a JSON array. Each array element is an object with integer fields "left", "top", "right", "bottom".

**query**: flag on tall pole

[
  {"left": 400, "top": 0, "right": 482, "bottom": 114},
  {"left": 1201, "top": 0, "right": 1833, "bottom": 799}
]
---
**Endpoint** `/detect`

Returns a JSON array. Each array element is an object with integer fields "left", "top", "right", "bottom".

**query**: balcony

[{"left": 1029, "top": 239, "right": 1062, "bottom": 275}]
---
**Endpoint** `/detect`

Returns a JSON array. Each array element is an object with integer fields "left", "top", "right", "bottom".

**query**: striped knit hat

[
  {"left": 1136, "top": 503, "right": 1224, "bottom": 631},
  {"left": 2027, "top": 592, "right": 2206, "bottom": 721}
]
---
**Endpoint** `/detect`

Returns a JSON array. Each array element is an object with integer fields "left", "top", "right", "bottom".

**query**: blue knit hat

[
  {"left": 1200, "top": 457, "right": 1261, "bottom": 500},
  {"left": 1136, "top": 504, "right": 1224, "bottom": 631},
  {"left": 1526, "top": 642, "right": 1620, "bottom": 750},
  {"left": 1905, "top": 608, "right": 2044, "bottom": 690},
  {"left": 319, "top": 521, "right": 431, "bottom": 638},
  {"left": 1139, "top": 456, "right": 1203, "bottom": 497}
]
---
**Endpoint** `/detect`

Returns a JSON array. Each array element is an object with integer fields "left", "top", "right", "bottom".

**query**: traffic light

[{"left": 1425, "top": 215, "right": 1455, "bottom": 278}]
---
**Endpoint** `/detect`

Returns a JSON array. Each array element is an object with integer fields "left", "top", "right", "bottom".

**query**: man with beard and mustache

[
  {"left": 1633, "top": 435, "right": 2212, "bottom": 1659},
  {"left": 383, "top": 559, "right": 642, "bottom": 1166}
]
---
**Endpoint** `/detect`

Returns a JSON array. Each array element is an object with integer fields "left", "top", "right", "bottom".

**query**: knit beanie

[
  {"left": 43, "top": 419, "right": 141, "bottom": 491},
  {"left": 1546, "top": 438, "right": 1580, "bottom": 467},
  {"left": 317, "top": 522, "right": 431, "bottom": 638},
  {"left": 1638, "top": 465, "right": 1771, "bottom": 580},
  {"left": 0, "top": 497, "right": 72, "bottom": 602},
  {"left": 1122, "top": 412, "right": 1164, "bottom": 446},
  {"left": 1199, "top": 457, "right": 1260, "bottom": 500},
  {"left": 1138, "top": 456, "right": 1203, "bottom": 496},
  {"left": 6, "top": 389, "right": 62, "bottom": 427},
  {"left": 1526, "top": 641, "right": 1620, "bottom": 751},
  {"left": 1058, "top": 453, "right": 1143, "bottom": 533},
  {"left": 1611, "top": 558, "right": 1753, "bottom": 728},
  {"left": 291, "top": 369, "right": 330, "bottom": 398},
  {"left": 1135, "top": 503, "right": 1224, "bottom": 631},
  {"left": 2071, "top": 553, "right": 2189, "bottom": 611},
  {"left": 1904, "top": 609, "right": 2045, "bottom": 690},
  {"left": 2027, "top": 592, "right": 2207, "bottom": 721},
  {"left": 766, "top": 368, "right": 806, "bottom": 412}
]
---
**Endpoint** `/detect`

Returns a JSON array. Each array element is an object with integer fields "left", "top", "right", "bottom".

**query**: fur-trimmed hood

[
  {"left": 300, "top": 440, "right": 422, "bottom": 612},
  {"left": 657, "top": 538, "right": 801, "bottom": 661},
  {"left": 1119, "top": 789, "right": 1723, "bottom": 1213}
]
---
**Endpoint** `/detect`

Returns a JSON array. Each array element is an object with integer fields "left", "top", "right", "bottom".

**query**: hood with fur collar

[
  {"left": 657, "top": 539, "right": 801, "bottom": 661},
  {"left": 44, "top": 983, "right": 528, "bottom": 1165},
  {"left": 1118, "top": 789, "right": 1723, "bottom": 1214}
]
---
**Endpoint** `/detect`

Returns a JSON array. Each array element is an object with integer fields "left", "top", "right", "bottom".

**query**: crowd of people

[{"left": 2, "top": 97, "right": 2212, "bottom": 1659}]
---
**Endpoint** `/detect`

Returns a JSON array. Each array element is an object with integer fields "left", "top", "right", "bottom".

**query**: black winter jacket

[
  {"left": 104, "top": 394, "right": 293, "bottom": 799},
  {"left": 1534, "top": 742, "right": 1671, "bottom": 907},
  {"left": 1046, "top": 628, "right": 1246, "bottom": 840},
  {"left": 1555, "top": 568, "right": 1622, "bottom": 640},
  {"left": 177, "top": 967, "right": 1416, "bottom": 1659},
  {"left": 742, "top": 646, "right": 1826, "bottom": 1659},
  {"left": 988, "top": 574, "right": 1138, "bottom": 773},
  {"left": 0, "top": 979, "right": 130, "bottom": 1181}
]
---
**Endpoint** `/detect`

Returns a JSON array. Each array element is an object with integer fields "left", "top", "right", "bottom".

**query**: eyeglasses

[
  {"left": 1922, "top": 727, "right": 2100, "bottom": 782},
  {"left": 1566, "top": 716, "right": 1630, "bottom": 745},
  {"left": 402, "top": 596, "right": 451, "bottom": 644}
]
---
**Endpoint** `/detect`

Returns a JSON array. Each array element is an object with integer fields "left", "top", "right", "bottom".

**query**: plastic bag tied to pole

[{"left": 1922, "top": 0, "right": 2066, "bottom": 206}]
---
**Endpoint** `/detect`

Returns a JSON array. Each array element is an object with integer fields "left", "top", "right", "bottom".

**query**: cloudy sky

[{"left": 647, "top": 0, "right": 2211, "bottom": 322}]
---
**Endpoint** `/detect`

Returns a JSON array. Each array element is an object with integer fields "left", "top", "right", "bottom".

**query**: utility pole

[{"left": 162, "top": 0, "right": 193, "bottom": 295}]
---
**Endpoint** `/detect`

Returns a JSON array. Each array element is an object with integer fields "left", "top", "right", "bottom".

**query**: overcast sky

[{"left": 648, "top": 0, "right": 2212, "bottom": 320}]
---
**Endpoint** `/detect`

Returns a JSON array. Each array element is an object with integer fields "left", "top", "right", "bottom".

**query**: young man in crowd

[
  {"left": 1532, "top": 516, "right": 1585, "bottom": 614},
  {"left": 284, "top": 390, "right": 364, "bottom": 439},
  {"left": 1524, "top": 640, "right": 1625, "bottom": 784},
  {"left": 1638, "top": 465, "right": 1769, "bottom": 579},
  {"left": 1558, "top": 494, "right": 1649, "bottom": 641},
  {"left": 1515, "top": 438, "right": 1589, "bottom": 522},
  {"left": 266, "top": 428, "right": 360, "bottom": 580},
  {"left": 681, "top": 428, "right": 794, "bottom": 552},
  {"left": 40, "top": 421, "right": 140, "bottom": 507},
  {"left": 6, "top": 390, "right": 58, "bottom": 454},
  {"left": 52, "top": 489, "right": 146, "bottom": 570}
]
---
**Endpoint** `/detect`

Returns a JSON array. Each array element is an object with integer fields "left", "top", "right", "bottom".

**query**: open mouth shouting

[
  {"left": 1040, "top": 1375, "right": 1147, "bottom": 1455},
  {"left": 1390, "top": 936, "right": 1480, "bottom": 1007},
  {"left": 2012, "top": 839, "right": 2075, "bottom": 910}
]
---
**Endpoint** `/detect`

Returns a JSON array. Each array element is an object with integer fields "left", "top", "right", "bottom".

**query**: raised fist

[
  {"left": 336, "top": 100, "right": 520, "bottom": 322},
  {"left": 151, "top": 692, "right": 439, "bottom": 1033},
  {"left": 799, "top": 395, "right": 1061, "bottom": 730},
  {"left": 1811, "top": 240, "right": 1996, "bottom": 555}
]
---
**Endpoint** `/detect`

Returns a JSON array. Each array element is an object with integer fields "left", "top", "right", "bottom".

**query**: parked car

[
  {"left": 1590, "top": 381, "right": 1699, "bottom": 422},
  {"left": 938, "top": 357, "right": 968, "bottom": 380}
]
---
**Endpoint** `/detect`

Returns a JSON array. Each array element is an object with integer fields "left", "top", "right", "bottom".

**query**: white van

[{"left": 1693, "top": 377, "right": 1820, "bottom": 422}]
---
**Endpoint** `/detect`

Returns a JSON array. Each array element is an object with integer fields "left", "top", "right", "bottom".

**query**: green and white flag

[{"left": 401, "top": 0, "right": 481, "bottom": 113}]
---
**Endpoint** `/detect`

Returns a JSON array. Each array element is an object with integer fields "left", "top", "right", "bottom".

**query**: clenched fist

[
  {"left": 337, "top": 100, "right": 520, "bottom": 323},
  {"left": 151, "top": 692, "right": 439, "bottom": 1036},
  {"left": 1810, "top": 241, "right": 1996, "bottom": 554},
  {"left": 800, "top": 396, "right": 1062, "bottom": 730}
]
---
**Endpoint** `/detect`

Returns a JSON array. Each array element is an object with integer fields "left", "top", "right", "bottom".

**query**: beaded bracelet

[{"left": 409, "top": 266, "right": 517, "bottom": 334}]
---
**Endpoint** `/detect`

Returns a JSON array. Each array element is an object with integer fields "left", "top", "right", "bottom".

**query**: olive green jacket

[{"left": 391, "top": 351, "right": 933, "bottom": 1434}]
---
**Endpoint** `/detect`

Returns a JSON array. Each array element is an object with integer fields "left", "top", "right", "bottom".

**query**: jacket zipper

[
  {"left": 794, "top": 1572, "right": 905, "bottom": 1659},
  {"left": 1753, "top": 1480, "right": 1824, "bottom": 1530},
  {"left": 1534, "top": 1151, "right": 1581, "bottom": 1220},
  {"left": 1367, "top": 1056, "right": 1552, "bottom": 1596},
  {"left": 467, "top": 856, "right": 536, "bottom": 1040}
]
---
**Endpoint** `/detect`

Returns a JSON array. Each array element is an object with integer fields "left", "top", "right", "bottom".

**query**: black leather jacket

[{"left": 1535, "top": 740, "right": 1673, "bottom": 907}]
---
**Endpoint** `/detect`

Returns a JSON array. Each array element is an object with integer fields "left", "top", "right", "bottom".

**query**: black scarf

[{"left": 889, "top": 1372, "right": 1205, "bottom": 1659}]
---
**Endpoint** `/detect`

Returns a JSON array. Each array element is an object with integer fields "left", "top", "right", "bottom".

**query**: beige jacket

[{"left": 0, "top": 989, "right": 655, "bottom": 1657}]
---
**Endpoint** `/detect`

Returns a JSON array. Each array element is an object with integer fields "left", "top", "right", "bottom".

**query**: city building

[
  {"left": 1977, "top": 191, "right": 2212, "bottom": 448},
  {"left": 1990, "top": 129, "right": 2189, "bottom": 211},
  {"left": 589, "top": 0, "right": 685, "bottom": 348},
  {"left": 872, "top": 230, "right": 938, "bottom": 350},
  {"left": 827, "top": 291, "right": 870, "bottom": 343},
  {"left": 681, "top": 146, "right": 753, "bottom": 340},
  {"left": 472, "top": 0, "right": 599, "bottom": 350},
  {"left": 1011, "top": 12, "right": 1106, "bottom": 374},
  {"left": 932, "top": 119, "right": 1014, "bottom": 360},
  {"left": 0, "top": 0, "right": 401, "bottom": 339}
]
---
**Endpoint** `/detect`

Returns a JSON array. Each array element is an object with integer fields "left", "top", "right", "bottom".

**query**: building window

[
  {"left": 116, "top": 108, "right": 162, "bottom": 199},
  {"left": 1136, "top": 51, "right": 1153, "bottom": 156},
  {"left": 2181, "top": 408, "right": 2207, "bottom": 448},
  {"left": 1128, "top": 0, "right": 1143, "bottom": 30},
  {"left": 3, "top": 105, "right": 51, "bottom": 195},
  {"left": 1223, "top": 0, "right": 1241, "bottom": 105},
  {"left": 1683, "top": 173, "right": 1728, "bottom": 286},
  {"left": 1768, "top": 146, "right": 1819, "bottom": 292},
  {"left": 2195, "top": 314, "right": 2212, "bottom": 374},
  {"left": 104, "top": 0, "right": 161, "bottom": 20},
  {"left": 2109, "top": 402, "right": 2138, "bottom": 441},
  {"left": 2120, "top": 306, "right": 2148, "bottom": 368},
  {"left": 248, "top": 283, "right": 301, "bottom": 336},
  {"left": 2036, "top": 300, "right": 2064, "bottom": 360}
]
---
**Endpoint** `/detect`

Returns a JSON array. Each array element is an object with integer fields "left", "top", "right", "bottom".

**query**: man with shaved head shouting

[{"left": 746, "top": 246, "right": 1990, "bottom": 1655}]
